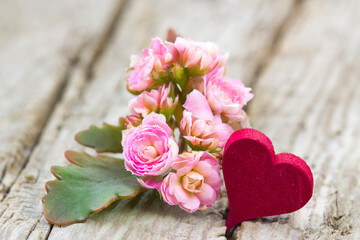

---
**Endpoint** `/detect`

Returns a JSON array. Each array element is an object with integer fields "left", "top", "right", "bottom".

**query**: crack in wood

[
  {"left": 24, "top": 219, "right": 39, "bottom": 240},
  {"left": 323, "top": 191, "right": 352, "bottom": 237},
  {"left": 0, "top": 165, "right": 8, "bottom": 187},
  {"left": 44, "top": 224, "right": 53, "bottom": 240}
]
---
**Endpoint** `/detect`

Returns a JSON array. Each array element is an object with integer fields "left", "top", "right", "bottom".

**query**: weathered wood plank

[
  {"left": 0, "top": 0, "right": 296, "bottom": 239},
  {"left": 0, "top": 0, "right": 120, "bottom": 201},
  {"left": 0, "top": 0, "right": 124, "bottom": 239},
  {"left": 232, "top": 0, "right": 360, "bottom": 239}
]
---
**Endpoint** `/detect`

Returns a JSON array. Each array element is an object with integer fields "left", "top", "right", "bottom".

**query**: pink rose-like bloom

[
  {"left": 122, "top": 113, "right": 178, "bottom": 176},
  {"left": 180, "top": 90, "right": 233, "bottom": 150},
  {"left": 161, "top": 151, "right": 222, "bottom": 212},
  {"left": 174, "top": 37, "right": 227, "bottom": 76},
  {"left": 128, "top": 83, "right": 178, "bottom": 120},
  {"left": 180, "top": 110, "right": 219, "bottom": 150},
  {"left": 127, "top": 38, "right": 175, "bottom": 93},
  {"left": 205, "top": 67, "right": 253, "bottom": 130}
]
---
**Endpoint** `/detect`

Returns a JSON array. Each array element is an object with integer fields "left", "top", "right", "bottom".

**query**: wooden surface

[{"left": 0, "top": 0, "right": 359, "bottom": 239}]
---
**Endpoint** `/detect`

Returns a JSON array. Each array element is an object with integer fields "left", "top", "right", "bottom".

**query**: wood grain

[
  {"left": 0, "top": 0, "right": 120, "bottom": 201},
  {"left": 0, "top": 0, "right": 295, "bottom": 239},
  {"left": 232, "top": 0, "right": 360, "bottom": 239},
  {"left": 0, "top": 0, "right": 123, "bottom": 239}
]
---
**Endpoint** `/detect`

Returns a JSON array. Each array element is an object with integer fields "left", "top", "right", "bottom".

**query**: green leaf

[
  {"left": 42, "top": 151, "right": 144, "bottom": 225},
  {"left": 75, "top": 119, "right": 125, "bottom": 153}
]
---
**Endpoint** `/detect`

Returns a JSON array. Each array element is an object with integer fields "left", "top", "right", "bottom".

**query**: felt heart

[{"left": 223, "top": 128, "right": 313, "bottom": 231}]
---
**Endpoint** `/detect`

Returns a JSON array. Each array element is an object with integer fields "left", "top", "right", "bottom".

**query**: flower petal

[
  {"left": 180, "top": 194, "right": 200, "bottom": 213},
  {"left": 174, "top": 184, "right": 190, "bottom": 203},
  {"left": 184, "top": 90, "right": 213, "bottom": 121},
  {"left": 196, "top": 183, "right": 216, "bottom": 205}
]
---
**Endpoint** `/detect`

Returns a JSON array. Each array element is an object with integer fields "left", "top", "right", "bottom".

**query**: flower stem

[
  {"left": 178, "top": 135, "right": 187, "bottom": 153},
  {"left": 173, "top": 83, "right": 186, "bottom": 104}
]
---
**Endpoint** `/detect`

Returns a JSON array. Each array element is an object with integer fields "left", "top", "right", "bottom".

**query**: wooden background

[{"left": 1, "top": 0, "right": 359, "bottom": 239}]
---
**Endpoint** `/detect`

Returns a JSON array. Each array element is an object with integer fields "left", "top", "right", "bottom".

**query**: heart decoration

[{"left": 223, "top": 128, "right": 313, "bottom": 231}]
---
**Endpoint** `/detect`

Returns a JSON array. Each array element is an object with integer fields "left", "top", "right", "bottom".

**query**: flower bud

[{"left": 171, "top": 63, "right": 188, "bottom": 89}]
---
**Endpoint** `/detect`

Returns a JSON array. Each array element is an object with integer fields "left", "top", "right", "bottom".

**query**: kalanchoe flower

[
  {"left": 127, "top": 38, "right": 175, "bottom": 93},
  {"left": 122, "top": 112, "right": 179, "bottom": 176},
  {"left": 42, "top": 35, "right": 256, "bottom": 226},
  {"left": 180, "top": 110, "right": 219, "bottom": 150},
  {"left": 129, "top": 83, "right": 178, "bottom": 121},
  {"left": 161, "top": 151, "right": 222, "bottom": 213},
  {"left": 204, "top": 67, "right": 253, "bottom": 129},
  {"left": 174, "top": 37, "right": 227, "bottom": 76},
  {"left": 180, "top": 90, "right": 233, "bottom": 150}
]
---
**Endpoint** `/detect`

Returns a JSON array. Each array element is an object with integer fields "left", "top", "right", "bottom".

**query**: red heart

[{"left": 223, "top": 128, "right": 313, "bottom": 231}]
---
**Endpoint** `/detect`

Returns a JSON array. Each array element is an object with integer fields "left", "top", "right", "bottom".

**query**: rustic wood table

[{"left": 1, "top": 0, "right": 359, "bottom": 239}]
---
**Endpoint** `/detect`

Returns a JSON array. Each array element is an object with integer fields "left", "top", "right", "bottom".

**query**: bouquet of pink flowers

[{"left": 42, "top": 36, "right": 253, "bottom": 224}]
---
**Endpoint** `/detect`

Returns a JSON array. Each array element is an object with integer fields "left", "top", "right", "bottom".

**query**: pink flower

[
  {"left": 205, "top": 67, "right": 253, "bottom": 113},
  {"left": 180, "top": 110, "right": 219, "bottom": 150},
  {"left": 122, "top": 113, "right": 179, "bottom": 176},
  {"left": 204, "top": 67, "right": 253, "bottom": 129},
  {"left": 127, "top": 38, "right": 175, "bottom": 93},
  {"left": 129, "top": 83, "right": 178, "bottom": 120},
  {"left": 161, "top": 151, "right": 222, "bottom": 212},
  {"left": 174, "top": 37, "right": 227, "bottom": 76},
  {"left": 180, "top": 90, "right": 233, "bottom": 150}
]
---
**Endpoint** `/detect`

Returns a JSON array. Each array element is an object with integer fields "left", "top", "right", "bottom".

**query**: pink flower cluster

[{"left": 122, "top": 37, "right": 253, "bottom": 212}]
